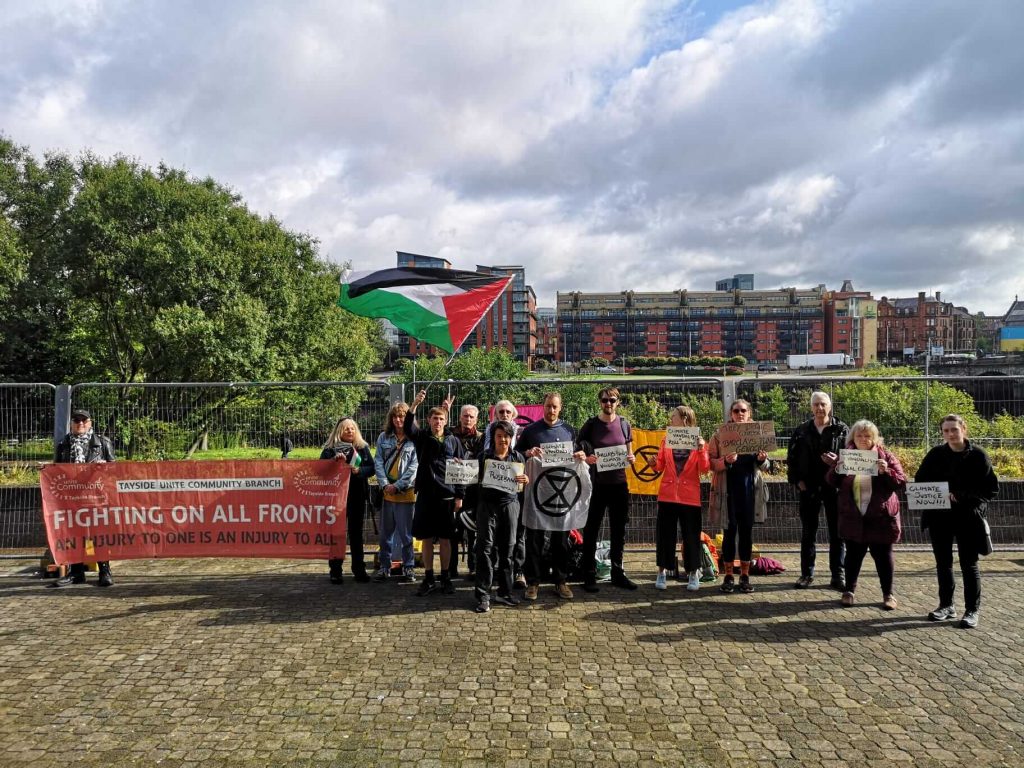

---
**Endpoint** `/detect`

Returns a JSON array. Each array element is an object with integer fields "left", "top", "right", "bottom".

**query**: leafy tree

[{"left": 0, "top": 139, "right": 383, "bottom": 384}]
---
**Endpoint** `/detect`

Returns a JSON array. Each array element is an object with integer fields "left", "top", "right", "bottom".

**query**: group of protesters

[
  {"left": 314, "top": 387, "right": 998, "bottom": 626},
  {"left": 52, "top": 388, "right": 999, "bottom": 629}
]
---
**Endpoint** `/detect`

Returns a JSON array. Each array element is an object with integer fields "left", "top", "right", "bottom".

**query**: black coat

[
  {"left": 787, "top": 417, "right": 848, "bottom": 488},
  {"left": 914, "top": 440, "right": 998, "bottom": 530}
]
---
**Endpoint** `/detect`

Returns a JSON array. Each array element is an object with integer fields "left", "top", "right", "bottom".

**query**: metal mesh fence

[
  {"left": 0, "top": 384, "right": 56, "bottom": 463},
  {"left": 3, "top": 377, "right": 1024, "bottom": 551},
  {"left": 736, "top": 375, "right": 1024, "bottom": 451},
  {"left": 69, "top": 382, "right": 393, "bottom": 461}
]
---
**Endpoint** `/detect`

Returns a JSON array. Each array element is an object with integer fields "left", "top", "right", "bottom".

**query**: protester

[
  {"left": 485, "top": 399, "right": 528, "bottom": 588},
  {"left": 788, "top": 391, "right": 849, "bottom": 591},
  {"left": 653, "top": 406, "right": 710, "bottom": 591},
  {"left": 406, "top": 389, "right": 464, "bottom": 596},
  {"left": 708, "top": 399, "right": 770, "bottom": 594},
  {"left": 372, "top": 402, "right": 419, "bottom": 583},
  {"left": 517, "top": 391, "right": 587, "bottom": 601},
  {"left": 579, "top": 387, "right": 638, "bottom": 592},
  {"left": 51, "top": 409, "right": 116, "bottom": 588},
  {"left": 320, "top": 417, "right": 375, "bottom": 583},
  {"left": 825, "top": 420, "right": 905, "bottom": 610},
  {"left": 448, "top": 403, "right": 483, "bottom": 579},
  {"left": 473, "top": 421, "right": 529, "bottom": 613},
  {"left": 915, "top": 413, "right": 999, "bottom": 629}
]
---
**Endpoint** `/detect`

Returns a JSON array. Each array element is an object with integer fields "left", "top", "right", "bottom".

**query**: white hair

[
  {"left": 460, "top": 404, "right": 478, "bottom": 418},
  {"left": 494, "top": 400, "right": 517, "bottom": 419},
  {"left": 810, "top": 391, "right": 832, "bottom": 407}
]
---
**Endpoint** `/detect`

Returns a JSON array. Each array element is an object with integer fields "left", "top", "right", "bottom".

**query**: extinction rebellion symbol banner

[
  {"left": 41, "top": 460, "right": 350, "bottom": 564},
  {"left": 521, "top": 458, "right": 592, "bottom": 531}
]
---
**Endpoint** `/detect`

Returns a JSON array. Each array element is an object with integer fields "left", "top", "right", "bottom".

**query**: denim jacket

[{"left": 373, "top": 432, "right": 418, "bottom": 493}]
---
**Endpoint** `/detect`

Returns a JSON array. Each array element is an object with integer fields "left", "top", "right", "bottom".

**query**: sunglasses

[
  {"left": 600, "top": 398, "right": 618, "bottom": 404},
  {"left": 732, "top": 408, "right": 748, "bottom": 414},
  {"left": 72, "top": 416, "right": 90, "bottom": 423},
  {"left": 497, "top": 410, "right": 514, "bottom": 415}
]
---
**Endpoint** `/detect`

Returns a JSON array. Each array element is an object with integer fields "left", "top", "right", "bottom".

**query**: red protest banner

[{"left": 41, "top": 460, "right": 350, "bottom": 565}]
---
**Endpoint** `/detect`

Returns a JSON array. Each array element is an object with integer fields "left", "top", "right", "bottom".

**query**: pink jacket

[{"left": 654, "top": 442, "right": 710, "bottom": 507}]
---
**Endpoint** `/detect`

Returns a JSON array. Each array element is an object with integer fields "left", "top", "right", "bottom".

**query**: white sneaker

[
  {"left": 687, "top": 571, "right": 701, "bottom": 591},
  {"left": 654, "top": 572, "right": 667, "bottom": 590}
]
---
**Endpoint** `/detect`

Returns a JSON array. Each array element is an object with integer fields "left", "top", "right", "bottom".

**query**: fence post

[
  {"left": 389, "top": 382, "right": 405, "bottom": 406},
  {"left": 720, "top": 378, "right": 737, "bottom": 422},
  {"left": 54, "top": 384, "right": 72, "bottom": 456}
]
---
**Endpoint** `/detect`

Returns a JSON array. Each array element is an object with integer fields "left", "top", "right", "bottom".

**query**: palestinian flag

[{"left": 338, "top": 267, "right": 513, "bottom": 354}]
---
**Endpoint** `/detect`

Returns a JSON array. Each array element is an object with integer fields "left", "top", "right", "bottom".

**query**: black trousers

[
  {"left": 929, "top": 517, "right": 982, "bottom": 612},
  {"left": 798, "top": 486, "right": 845, "bottom": 579},
  {"left": 844, "top": 541, "right": 894, "bottom": 595},
  {"left": 524, "top": 529, "right": 570, "bottom": 585},
  {"left": 583, "top": 482, "right": 630, "bottom": 579},
  {"left": 329, "top": 501, "right": 367, "bottom": 576},
  {"left": 656, "top": 502, "right": 702, "bottom": 573},
  {"left": 475, "top": 498, "right": 519, "bottom": 599}
]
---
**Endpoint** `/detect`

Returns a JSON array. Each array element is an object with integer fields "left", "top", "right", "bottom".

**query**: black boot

[
  {"left": 97, "top": 562, "right": 113, "bottom": 587},
  {"left": 611, "top": 568, "right": 638, "bottom": 591},
  {"left": 352, "top": 564, "right": 370, "bottom": 583}
]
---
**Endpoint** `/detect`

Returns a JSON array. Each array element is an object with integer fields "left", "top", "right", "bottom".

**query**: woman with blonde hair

[
  {"left": 654, "top": 405, "right": 710, "bottom": 591},
  {"left": 321, "top": 417, "right": 375, "bottom": 583},
  {"left": 825, "top": 420, "right": 905, "bottom": 610},
  {"left": 372, "top": 402, "right": 419, "bottom": 583},
  {"left": 708, "top": 399, "right": 770, "bottom": 594}
]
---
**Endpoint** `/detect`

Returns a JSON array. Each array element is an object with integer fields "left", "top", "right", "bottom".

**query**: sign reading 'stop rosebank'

[{"left": 41, "top": 460, "right": 350, "bottom": 565}]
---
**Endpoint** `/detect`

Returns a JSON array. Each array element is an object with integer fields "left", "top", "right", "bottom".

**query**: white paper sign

[
  {"left": 906, "top": 482, "right": 951, "bottom": 510},
  {"left": 540, "top": 441, "right": 575, "bottom": 467},
  {"left": 666, "top": 427, "right": 701, "bottom": 450},
  {"left": 481, "top": 460, "right": 524, "bottom": 493},
  {"left": 838, "top": 449, "right": 878, "bottom": 476},
  {"left": 594, "top": 445, "right": 629, "bottom": 472},
  {"left": 444, "top": 458, "right": 479, "bottom": 486}
]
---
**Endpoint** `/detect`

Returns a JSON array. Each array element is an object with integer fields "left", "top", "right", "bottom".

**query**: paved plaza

[{"left": 2, "top": 550, "right": 1022, "bottom": 767}]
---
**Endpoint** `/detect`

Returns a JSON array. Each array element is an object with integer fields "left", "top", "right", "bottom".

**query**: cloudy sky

[{"left": 3, "top": 0, "right": 1023, "bottom": 314}]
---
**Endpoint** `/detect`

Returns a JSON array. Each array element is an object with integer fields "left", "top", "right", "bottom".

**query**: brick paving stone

[{"left": 1, "top": 551, "right": 1023, "bottom": 766}]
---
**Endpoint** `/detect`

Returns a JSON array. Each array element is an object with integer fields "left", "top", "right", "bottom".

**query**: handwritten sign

[
  {"left": 666, "top": 427, "right": 701, "bottom": 450},
  {"left": 906, "top": 482, "right": 951, "bottom": 510},
  {"left": 444, "top": 458, "right": 479, "bottom": 486},
  {"left": 716, "top": 421, "right": 776, "bottom": 455},
  {"left": 595, "top": 445, "right": 629, "bottom": 472},
  {"left": 540, "top": 441, "right": 575, "bottom": 467},
  {"left": 838, "top": 449, "right": 878, "bottom": 476},
  {"left": 481, "top": 460, "right": 524, "bottom": 493}
]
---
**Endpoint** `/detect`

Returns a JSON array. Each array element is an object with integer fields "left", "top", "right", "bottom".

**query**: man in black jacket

[
  {"left": 787, "top": 392, "right": 848, "bottom": 590},
  {"left": 52, "top": 409, "right": 116, "bottom": 588}
]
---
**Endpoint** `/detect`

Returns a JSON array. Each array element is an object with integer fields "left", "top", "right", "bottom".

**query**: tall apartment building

[
  {"left": 471, "top": 265, "right": 537, "bottom": 368},
  {"left": 876, "top": 291, "right": 976, "bottom": 360},
  {"left": 823, "top": 281, "right": 878, "bottom": 366},
  {"left": 715, "top": 273, "right": 755, "bottom": 291},
  {"left": 535, "top": 307, "right": 558, "bottom": 361},
  {"left": 393, "top": 252, "right": 538, "bottom": 367},
  {"left": 557, "top": 286, "right": 831, "bottom": 365}
]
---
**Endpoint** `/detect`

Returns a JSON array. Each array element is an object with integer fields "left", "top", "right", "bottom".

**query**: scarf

[{"left": 69, "top": 430, "right": 93, "bottom": 464}]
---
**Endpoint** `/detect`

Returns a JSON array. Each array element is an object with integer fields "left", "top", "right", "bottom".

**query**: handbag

[
  {"left": 367, "top": 477, "right": 384, "bottom": 511},
  {"left": 975, "top": 511, "right": 994, "bottom": 557}
]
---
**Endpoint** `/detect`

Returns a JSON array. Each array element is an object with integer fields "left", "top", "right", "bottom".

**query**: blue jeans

[{"left": 379, "top": 500, "right": 415, "bottom": 569}]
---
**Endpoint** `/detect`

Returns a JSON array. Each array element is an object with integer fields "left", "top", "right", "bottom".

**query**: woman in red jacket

[
  {"left": 825, "top": 420, "right": 906, "bottom": 610},
  {"left": 654, "top": 406, "right": 711, "bottom": 591}
]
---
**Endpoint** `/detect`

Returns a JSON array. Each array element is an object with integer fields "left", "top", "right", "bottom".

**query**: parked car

[
  {"left": 757, "top": 363, "right": 779, "bottom": 372},
  {"left": 595, "top": 365, "right": 618, "bottom": 373}
]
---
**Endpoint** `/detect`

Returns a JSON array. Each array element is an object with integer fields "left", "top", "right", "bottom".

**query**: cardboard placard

[
  {"left": 666, "top": 427, "right": 701, "bottom": 450},
  {"left": 481, "top": 460, "right": 524, "bottom": 493},
  {"left": 716, "top": 421, "right": 777, "bottom": 455},
  {"left": 594, "top": 445, "right": 629, "bottom": 472},
  {"left": 540, "top": 441, "right": 575, "bottom": 467},
  {"left": 906, "top": 482, "right": 951, "bottom": 510},
  {"left": 444, "top": 458, "right": 479, "bottom": 486},
  {"left": 838, "top": 449, "right": 878, "bottom": 476}
]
